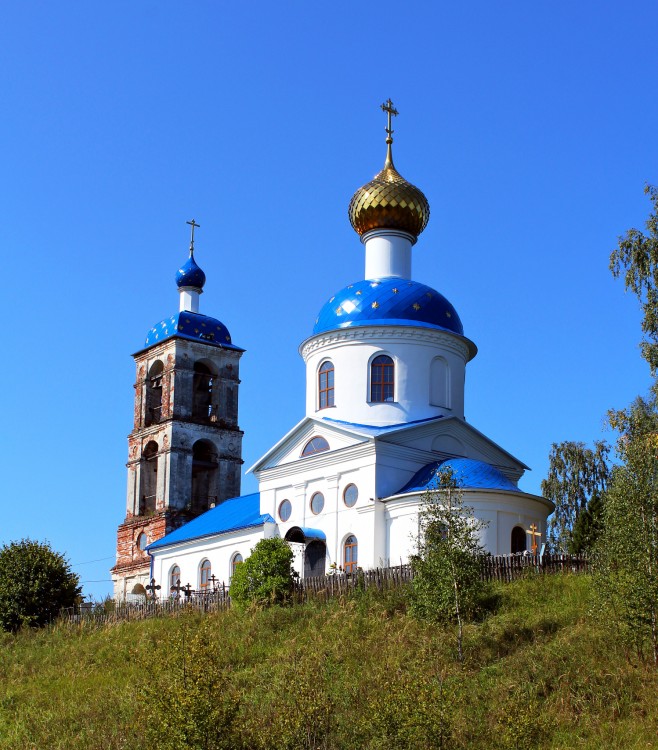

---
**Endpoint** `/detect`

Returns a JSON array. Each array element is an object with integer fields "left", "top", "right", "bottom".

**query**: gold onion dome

[{"left": 348, "top": 99, "right": 430, "bottom": 239}]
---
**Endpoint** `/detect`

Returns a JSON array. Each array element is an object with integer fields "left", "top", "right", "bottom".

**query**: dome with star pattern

[
  {"left": 176, "top": 253, "right": 206, "bottom": 290},
  {"left": 313, "top": 278, "right": 465, "bottom": 337},
  {"left": 143, "top": 311, "right": 243, "bottom": 352}
]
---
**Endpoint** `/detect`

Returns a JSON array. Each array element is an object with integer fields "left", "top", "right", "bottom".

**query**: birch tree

[
  {"left": 410, "top": 468, "right": 488, "bottom": 663},
  {"left": 610, "top": 184, "right": 658, "bottom": 374},
  {"left": 541, "top": 441, "right": 610, "bottom": 552},
  {"left": 596, "top": 397, "right": 658, "bottom": 665}
]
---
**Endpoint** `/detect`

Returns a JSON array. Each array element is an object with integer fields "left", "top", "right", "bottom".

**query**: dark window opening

[
  {"left": 191, "top": 440, "right": 218, "bottom": 514},
  {"left": 139, "top": 441, "right": 158, "bottom": 514},
  {"left": 145, "top": 361, "right": 164, "bottom": 426},
  {"left": 193, "top": 362, "right": 216, "bottom": 422},
  {"left": 511, "top": 526, "right": 527, "bottom": 554}
]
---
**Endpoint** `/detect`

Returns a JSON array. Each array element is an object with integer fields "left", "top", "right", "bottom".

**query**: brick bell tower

[{"left": 111, "top": 221, "right": 244, "bottom": 600}]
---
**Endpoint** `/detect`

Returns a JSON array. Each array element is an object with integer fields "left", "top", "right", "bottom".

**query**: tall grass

[{"left": 1, "top": 574, "right": 657, "bottom": 749}]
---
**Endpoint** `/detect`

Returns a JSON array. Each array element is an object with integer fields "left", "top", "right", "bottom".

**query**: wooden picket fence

[
  {"left": 60, "top": 553, "right": 588, "bottom": 625},
  {"left": 60, "top": 587, "right": 232, "bottom": 626},
  {"left": 480, "top": 553, "right": 589, "bottom": 583}
]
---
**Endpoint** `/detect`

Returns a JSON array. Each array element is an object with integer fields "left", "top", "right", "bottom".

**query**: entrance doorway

[{"left": 304, "top": 540, "right": 327, "bottom": 577}]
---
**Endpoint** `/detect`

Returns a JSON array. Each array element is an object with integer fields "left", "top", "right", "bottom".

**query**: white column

[{"left": 363, "top": 229, "right": 414, "bottom": 280}]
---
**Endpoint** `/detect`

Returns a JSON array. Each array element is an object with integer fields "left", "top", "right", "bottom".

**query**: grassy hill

[{"left": 1, "top": 574, "right": 657, "bottom": 749}]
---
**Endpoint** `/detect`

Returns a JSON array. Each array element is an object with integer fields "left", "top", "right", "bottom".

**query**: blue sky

[{"left": 1, "top": 2, "right": 656, "bottom": 600}]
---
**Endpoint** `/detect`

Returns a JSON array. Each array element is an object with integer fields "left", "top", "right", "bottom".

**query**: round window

[
  {"left": 343, "top": 484, "right": 358, "bottom": 508},
  {"left": 279, "top": 499, "right": 292, "bottom": 522},
  {"left": 310, "top": 492, "right": 325, "bottom": 515},
  {"left": 137, "top": 532, "right": 147, "bottom": 551}
]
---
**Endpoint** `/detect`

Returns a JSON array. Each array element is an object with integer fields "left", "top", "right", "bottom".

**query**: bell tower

[{"left": 111, "top": 222, "right": 245, "bottom": 600}]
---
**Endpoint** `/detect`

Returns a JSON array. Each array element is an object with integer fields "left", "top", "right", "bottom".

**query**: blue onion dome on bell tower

[
  {"left": 140, "top": 219, "right": 244, "bottom": 353},
  {"left": 176, "top": 250, "right": 206, "bottom": 290}
]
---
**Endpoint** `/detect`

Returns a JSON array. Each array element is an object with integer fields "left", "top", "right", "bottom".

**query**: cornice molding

[{"left": 300, "top": 325, "right": 470, "bottom": 361}]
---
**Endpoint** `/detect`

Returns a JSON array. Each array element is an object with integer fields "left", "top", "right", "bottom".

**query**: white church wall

[
  {"left": 300, "top": 326, "right": 470, "bottom": 427},
  {"left": 256, "top": 444, "right": 379, "bottom": 572},
  {"left": 383, "top": 489, "right": 552, "bottom": 561},
  {"left": 150, "top": 523, "right": 272, "bottom": 597}
]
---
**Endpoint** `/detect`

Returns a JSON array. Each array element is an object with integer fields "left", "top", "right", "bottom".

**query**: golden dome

[
  {"left": 349, "top": 99, "right": 429, "bottom": 239},
  {"left": 348, "top": 158, "right": 430, "bottom": 238}
]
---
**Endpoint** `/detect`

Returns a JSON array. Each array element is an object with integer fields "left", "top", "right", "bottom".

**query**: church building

[{"left": 112, "top": 102, "right": 553, "bottom": 600}]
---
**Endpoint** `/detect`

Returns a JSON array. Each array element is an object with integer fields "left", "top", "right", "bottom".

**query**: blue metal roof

[
  {"left": 396, "top": 458, "right": 521, "bottom": 495},
  {"left": 176, "top": 253, "right": 206, "bottom": 290},
  {"left": 141, "top": 311, "right": 244, "bottom": 352},
  {"left": 147, "top": 493, "right": 273, "bottom": 551},
  {"left": 313, "top": 278, "right": 464, "bottom": 336},
  {"left": 297, "top": 527, "right": 326, "bottom": 541},
  {"left": 321, "top": 415, "right": 443, "bottom": 436}
]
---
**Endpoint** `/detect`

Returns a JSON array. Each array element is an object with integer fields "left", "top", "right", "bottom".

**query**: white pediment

[
  {"left": 248, "top": 416, "right": 372, "bottom": 474},
  {"left": 376, "top": 416, "right": 529, "bottom": 481}
]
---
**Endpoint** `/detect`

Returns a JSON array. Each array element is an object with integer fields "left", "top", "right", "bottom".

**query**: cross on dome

[
  {"left": 187, "top": 218, "right": 201, "bottom": 255},
  {"left": 348, "top": 100, "right": 430, "bottom": 241},
  {"left": 381, "top": 98, "right": 398, "bottom": 168}
]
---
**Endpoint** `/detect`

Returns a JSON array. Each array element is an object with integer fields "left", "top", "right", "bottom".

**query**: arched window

[
  {"left": 310, "top": 492, "right": 325, "bottom": 515},
  {"left": 344, "top": 535, "right": 358, "bottom": 573},
  {"left": 370, "top": 355, "right": 394, "bottom": 402},
  {"left": 139, "top": 441, "right": 158, "bottom": 515},
  {"left": 191, "top": 440, "right": 218, "bottom": 513},
  {"left": 136, "top": 532, "right": 147, "bottom": 552},
  {"left": 169, "top": 565, "right": 181, "bottom": 595},
  {"left": 318, "top": 361, "right": 334, "bottom": 409},
  {"left": 199, "top": 559, "right": 211, "bottom": 590},
  {"left": 145, "top": 361, "right": 164, "bottom": 426},
  {"left": 511, "top": 526, "right": 527, "bottom": 554},
  {"left": 301, "top": 436, "right": 330, "bottom": 457},
  {"left": 231, "top": 553, "right": 243, "bottom": 578},
  {"left": 192, "top": 361, "right": 215, "bottom": 421}
]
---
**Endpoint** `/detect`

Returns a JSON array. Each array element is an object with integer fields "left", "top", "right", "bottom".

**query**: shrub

[
  {"left": 0, "top": 538, "right": 81, "bottom": 632},
  {"left": 229, "top": 537, "right": 296, "bottom": 608}
]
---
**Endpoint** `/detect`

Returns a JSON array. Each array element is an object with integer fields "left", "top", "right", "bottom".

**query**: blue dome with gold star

[
  {"left": 176, "top": 254, "right": 206, "bottom": 290},
  {"left": 142, "top": 311, "right": 243, "bottom": 352},
  {"left": 313, "top": 278, "right": 464, "bottom": 337}
]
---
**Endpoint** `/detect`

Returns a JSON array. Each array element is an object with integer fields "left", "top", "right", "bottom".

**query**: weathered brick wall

[{"left": 113, "top": 334, "right": 245, "bottom": 600}]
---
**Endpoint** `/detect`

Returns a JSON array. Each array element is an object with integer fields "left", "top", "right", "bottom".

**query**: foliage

[
  {"left": 610, "top": 184, "right": 658, "bottom": 374},
  {"left": 229, "top": 537, "right": 296, "bottom": 608},
  {"left": 595, "top": 396, "right": 658, "bottom": 664},
  {"left": 4, "top": 575, "right": 658, "bottom": 749},
  {"left": 570, "top": 490, "right": 605, "bottom": 554},
  {"left": 0, "top": 538, "right": 81, "bottom": 632},
  {"left": 409, "top": 468, "right": 489, "bottom": 662},
  {"left": 541, "top": 440, "right": 610, "bottom": 552},
  {"left": 141, "top": 615, "right": 239, "bottom": 749},
  {"left": 3, "top": 576, "right": 658, "bottom": 749}
]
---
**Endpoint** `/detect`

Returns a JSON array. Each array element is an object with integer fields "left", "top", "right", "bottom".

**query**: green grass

[{"left": 1, "top": 574, "right": 657, "bottom": 749}]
